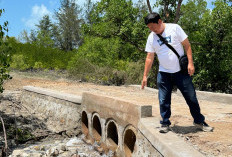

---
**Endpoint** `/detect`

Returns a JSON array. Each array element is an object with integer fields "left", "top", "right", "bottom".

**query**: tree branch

[
  {"left": 122, "top": 33, "right": 144, "bottom": 52},
  {"left": 1, "top": 117, "right": 8, "bottom": 157},
  {"left": 147, "top": 0, "right": 152, "bottom": 13},
  {"left": 163, "top": 0, "right": 170, "bottom": 22},
  {"left": 174, "top": 0, "right": 183, "bottom": 23}
]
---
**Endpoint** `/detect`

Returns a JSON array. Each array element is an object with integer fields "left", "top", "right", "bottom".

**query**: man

[{"left": 141, "top": 12, "right": 213, "bottom": 133}]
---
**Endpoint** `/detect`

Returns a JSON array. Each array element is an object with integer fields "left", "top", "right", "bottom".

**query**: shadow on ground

[
  {"left": 171, "top": 125, "right": 202, "bottom": 134},
  {"left": 0, "top": 101, "right": 51, "bottom": 156}
]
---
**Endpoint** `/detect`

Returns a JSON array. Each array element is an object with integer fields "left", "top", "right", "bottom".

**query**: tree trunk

[
  {"left": 163, "top": 0, "right": 170, "bottom": 22},
  {"left": 147, "top": 0, "right": 152, "bottom": 13},
  {"left": 174, "top": 0, "right": 183, "bottom": 23}
]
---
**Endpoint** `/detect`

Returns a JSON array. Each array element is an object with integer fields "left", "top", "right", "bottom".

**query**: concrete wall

[{"left": 22, "top": 86, "right": 82, "bottom": 135}]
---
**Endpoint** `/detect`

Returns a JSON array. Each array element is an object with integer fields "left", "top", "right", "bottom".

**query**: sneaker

[
  {"left": 193, "top": 121, "right": 214, "bottom": 132},
  {"left": 159, "top": 124, "right": 170, "bottom": 133}
]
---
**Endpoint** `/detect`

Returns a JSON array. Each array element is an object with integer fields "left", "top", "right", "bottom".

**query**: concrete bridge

[{"left": 21, "top": 85, "right": 232, "bottom": 157}]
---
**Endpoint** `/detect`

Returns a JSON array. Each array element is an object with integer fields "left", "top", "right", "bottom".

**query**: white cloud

[
  {"left": 23, "top": 4, "right": 52, "bottom": 29},
  {"left": 49, "top": 0, "right": 58, "bottom": 8}
]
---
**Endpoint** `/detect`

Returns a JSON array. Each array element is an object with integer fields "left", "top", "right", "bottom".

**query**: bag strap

[{"left": 157, "top": 34, "right": 180, "bottom": 58}]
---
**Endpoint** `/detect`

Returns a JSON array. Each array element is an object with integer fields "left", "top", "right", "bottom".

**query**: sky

[
  {"left": 0, "top": 0, "right": 214, "bottom": 38},
  {"left": 0, "top": 0, "right": 99, "bottom": 38}
]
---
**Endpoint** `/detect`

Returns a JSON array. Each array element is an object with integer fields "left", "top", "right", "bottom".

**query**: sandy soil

[{"left": 3, "top": 71, "right": 232, "bottom": 157}]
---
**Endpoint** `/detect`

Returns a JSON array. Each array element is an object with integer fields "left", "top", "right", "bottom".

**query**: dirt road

[{"left": 3, "top": 71, "right": 232, "bottom": 157}]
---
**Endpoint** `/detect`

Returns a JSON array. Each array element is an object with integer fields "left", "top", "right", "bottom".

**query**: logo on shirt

[{"left": 157, "top": 35, "right": 171, "bottom": 46}]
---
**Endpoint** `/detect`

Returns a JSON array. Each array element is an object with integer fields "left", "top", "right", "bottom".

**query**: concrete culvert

[
  {"left": 124, "top": 129, "right": 136, "bottom": 157},
  {"left": 92, "top": 113, "right": 102, "bottom": 142},
  {"left": 81, "top": 111, "right": 88, "bottom": 136},
  {"left": 106, "top": 120, "right": 118, "bottom": 151}
]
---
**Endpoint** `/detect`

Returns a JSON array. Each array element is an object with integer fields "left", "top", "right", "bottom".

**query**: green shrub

[
  {"left": 109, "top": 69, "right": 127, "bottom": 86},
  {"left": 0, "top": 12, "right": 12, "bottom": 93},
  {"left": 76, "top": 36, "right": 122, "bottom": 68},
  {"left": 67, "top": 55, "right": 128, "bottom": 85},
  {"left": 10, "top": 54, "right": 29, "bottom": 70},
  {"left": 125, "top": 60, "right": 144, "bottom": 85},
  {"left": 33, "top": 62, "right": 43, "bottom": 70},
  {"left": 9, "top": 42, "right": 75, "bottom": 70},
  {"left": 67, "top": 55, "right": 96, "bottom": 79}
]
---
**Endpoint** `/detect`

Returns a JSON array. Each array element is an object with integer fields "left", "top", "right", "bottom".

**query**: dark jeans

[{"left": 157, "top": 71, "right": 205, "bottom": 125}]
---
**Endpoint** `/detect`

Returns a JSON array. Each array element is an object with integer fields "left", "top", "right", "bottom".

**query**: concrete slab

[
  {"left": 139, "top": 117, "right": 205, "bottom": 157},
  {"left": 129, "top": 84, "right": 232, "bottom": 104},
  {"left": 177, "top": 89, "right": 232, "bottom": 104},
  {"left": 23, "top": 86, "right": 82, "bottom": 104}
]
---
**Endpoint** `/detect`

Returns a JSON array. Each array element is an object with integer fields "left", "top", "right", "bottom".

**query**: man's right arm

[{"left": 141, "top": 52, "right": 155, "bottom": 89}]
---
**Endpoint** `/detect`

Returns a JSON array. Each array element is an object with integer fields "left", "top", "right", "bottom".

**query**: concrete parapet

[
  {"left": 23, "top": 86, "right": 82, "bottom": 103},
  {"left": 82, "top": 92, "right": 152, "bottom": 127},
  {"left": 81, "top": 92, "right": 164, "bottom": 156}
]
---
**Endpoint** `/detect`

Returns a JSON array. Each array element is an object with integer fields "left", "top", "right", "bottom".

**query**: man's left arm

[{"left": 181, "top": 38, "right": 195, "bottom": 76}]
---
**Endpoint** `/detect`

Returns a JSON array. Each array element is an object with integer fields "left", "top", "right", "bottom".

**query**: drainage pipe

[
  {"left": 81, "top": 111, "right": 89, "bottom": 136},
  {"left": 92, "top": 112, "right": 102, "bottom": 142},
  {"left": 123, "top": 125, "right": 137, "bottom": 157},
  {"left": 105, "top": 119, "right": 119, "bottom": 152}
]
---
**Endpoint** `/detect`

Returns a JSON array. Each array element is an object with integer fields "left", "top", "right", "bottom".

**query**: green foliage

[
  {"left": 84, "top": 0, "right": 94, "bottom": 24},
  {"left": 55, "top": 0, "right": 83, "bottom": 51},
  {"left": 109, "top": 69, "right": 127, "bottom": 86},
  {"left": 7, "top": 127, "right": 35, "bottom": 144},
  {"left": 9, "top": 41, "right": 75, "bottom": 71},
  {"left": 66, "top": 0, "right": 153, "bottom": 87},
  {"left": 67, "top": 0, "right": 151, "bottom": 86},
  {"left": 33, "top": 62, "right": 44, "bottom": 70},
  {"left": 125, "top": 60, "right": 145, "bottom": 85},
  {"left": 179, "top": 0, "right": 209, "bottom": 38},
  {"left": 36, "top": 15, "right": 53, "bottom": 35},
  {"left": 36, "top": 30, "right": 55, "bottom": 47},
  {"left": 6, "top": 0, "right": 232, "bottom": 93},
  {"left": 180, "top": 0, "right": 232, "bottom": 93},
  {"left": 15, "top": 128, "right": 35, "bottom": 144},
  {"left": 0, "top": 9, "right": 11, "bottom": 93},
  {"left": 34, "top": 15, "right": 55, "bottom": 47},
  {"left": 155, "top": 0, "right": 179, "bottom": 21},
  {"left": 75, "top": 36, "right": 122, "bottom": 67},
  {"left": 82, "top": 0, "right": 148, "bottom": 61},
  {"left": 11, "top": 54, "right": 29, "bottom": 70},
  {"left": 68, "top": 55, "right": 145, "bottom": 85},
  {"left": 67, "top": 55, "right": 96, "bottom": 79}
]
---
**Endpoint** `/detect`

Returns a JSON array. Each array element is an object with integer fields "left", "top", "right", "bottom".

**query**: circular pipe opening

[
  {"left": 124, "top": 129, "right": 136, "bottom": 157},
  {"left": 92, "top": 114, "right": 102, "bottom": 142},
  {"left": 106, "top": 121, "right": 118, "bottom": 151},
  {"left": 81, "top": 111, "right": 88, "bottom": 135}
]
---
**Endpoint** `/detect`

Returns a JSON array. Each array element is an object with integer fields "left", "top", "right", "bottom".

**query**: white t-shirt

[{"left": 145, "top": 23, "right": 188, "bottom": 73}]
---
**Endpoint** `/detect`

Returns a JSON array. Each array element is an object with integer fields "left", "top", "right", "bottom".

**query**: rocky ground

[
  {"left": 0, "top": 71, "right": 112, "bottom": 157},
  {"left": 0, "top": 71, "right": 232, "bottom": 157}
]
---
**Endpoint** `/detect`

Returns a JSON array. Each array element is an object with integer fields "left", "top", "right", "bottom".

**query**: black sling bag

[{"left": 157, "top": 34, "right": 189, "bottom": 74}]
